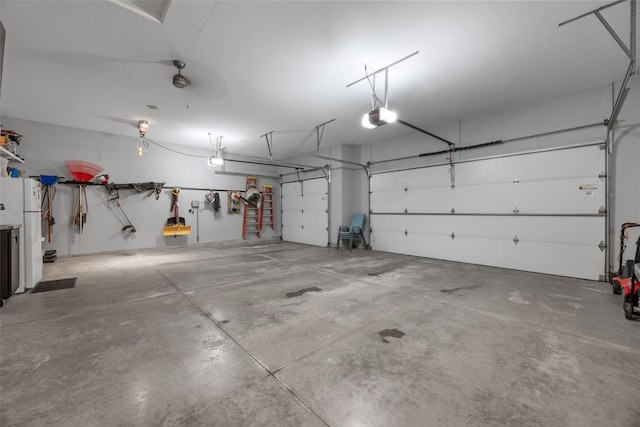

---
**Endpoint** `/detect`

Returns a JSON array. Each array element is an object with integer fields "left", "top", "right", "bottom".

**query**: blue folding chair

[{"left": 337, "top": 213, "right": 368, "bottom": 251}]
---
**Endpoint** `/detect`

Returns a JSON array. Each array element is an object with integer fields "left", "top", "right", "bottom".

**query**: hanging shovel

[{"left": 163, "top": 188, "right": 190, "bottom": 236}]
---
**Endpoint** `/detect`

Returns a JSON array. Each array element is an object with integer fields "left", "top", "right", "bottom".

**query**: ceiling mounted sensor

[{"left": 172, "top": 60, "right": 189, "bottom": 89}]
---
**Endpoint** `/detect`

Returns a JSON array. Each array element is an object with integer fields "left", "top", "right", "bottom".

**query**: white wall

[{"left": 1, "top": 117, "right": 280, "bottom": 256}]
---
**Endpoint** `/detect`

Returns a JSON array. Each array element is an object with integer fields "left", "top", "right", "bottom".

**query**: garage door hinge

[
  {"left": 450, "top": 232, "right": 455, "bottom": 240},
  {"left": 598, "top": 241, "right": 606, "bottom": 251},
  {"left": 404, "top": 186, "right": 408, "bottom": 193},
  {"left": 513, "top": 206, "right": 519, "bottom": 213},
  {"left": 513, "top": 236, "right": 519, "bottom": 245},
  {"left": 404, "top": 208, "right": 408, "bottom": 213},
  {"left": 598, "top": 171, "right": 606, "bottom": 179},
  {"left": 598, "top": 206, "right": 606, "bottom": 214},
  {"left": 404, "top": 230, "right": 408, "bottom": 236},
  {"left": 451, "top": 207, "right": 455, "bottom": 214}
]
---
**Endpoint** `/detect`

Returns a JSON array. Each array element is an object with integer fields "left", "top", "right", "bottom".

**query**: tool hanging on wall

[
  {"left": 73, "top": 185, "right": 88, "bottom": 241},
  {"left": 228, "top": 191, "right": 241, "bottom": 214},
  {"left": 163, "top": 188, "right": 191, "bottom": 237},
  {"left": 63, "top": 160, "right": 104, "bottom": 183},
  {"left": 205, "top": 191, "right": 221, "bottom": 212},
  {"left": 105, "top": 184, "right": 136, "bottom": 233},
  {"left": 39, "top": 175, "right": 58, "bottom": 243}
]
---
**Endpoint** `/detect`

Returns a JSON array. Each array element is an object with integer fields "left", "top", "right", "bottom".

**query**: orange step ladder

[
  {"left": 258, "top": 184, "right": 274, "bottom": 231},
  {"left": 242, "top": 176, "right": 260, "bottom": 239}
]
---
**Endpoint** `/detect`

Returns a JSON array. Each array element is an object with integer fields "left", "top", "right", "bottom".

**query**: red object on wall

[{"left": 63, "top": 160, "right": 104, "bottom": 182}]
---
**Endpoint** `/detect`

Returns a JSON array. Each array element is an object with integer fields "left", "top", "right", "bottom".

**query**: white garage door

[
  {"left": 282, "top": 178, "right": 329, "bottom": 247},
  {"left": 370, "top": 144, "right": 606, "bottom": 280}
]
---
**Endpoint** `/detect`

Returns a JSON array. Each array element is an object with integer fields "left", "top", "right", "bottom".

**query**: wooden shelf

[{"left": 0, "top": 145, "right": 23, "bottom": 163}]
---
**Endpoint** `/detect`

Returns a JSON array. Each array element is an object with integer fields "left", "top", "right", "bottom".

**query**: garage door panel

[
  {"left": 456, "top": 145, "right": 604, "bottom": 184},
  {"left": 372, "top": 177, "right": 603, "bottom": 215},
  {"left": 511, "top": 179, "right": 603, "bottom": 213},
  {"left": 372, "top": 183, "right": 603, "bottom": 216},
  {"left": 440, "top": 183, "right": 517, "bottom": 213},
  {"left": 371, "top": 167, "right": 449, "bottom": 192},
  {"left": 371, "top": 187, "right": 453, "bottom": 213},
  {"left": 282, "top": 195, "right": 303, "bottom": 210},
  {"left": 296, "top": 197, "right": 328, "bottom": 212},
  {"left": 283, "top": 212, "right": 327, "bottom": 229},
  {"left": 370, "top": 144, "right": 605, "bottom": 279},
  {"left": 371, "top": 214, "right": 603, "bottom": 280},
  {"left": 282, "top": 213, "right": 303, "bottom": 227},
  {"left": 282, "top": 225, "right": 327, "bottom": 247},
  {"left": 301, "top": 211, "right": 328, "bottom": 224},
  {"left": 281, "top": 179, "right": 328, "bottom": 247},
  {"left": 371, "top": 215, "right": 603, "bottom": 244},
  {"left": 300, "top": 178, "right": 328, "bottom": 193},
  {"left": 282, "top": 185, "right": 303, "bottom": 197},
  {"left": 514, "top": 179, "right": 605, "bottom": 214}
]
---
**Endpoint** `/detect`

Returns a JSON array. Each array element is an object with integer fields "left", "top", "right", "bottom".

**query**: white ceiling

[{"left": 0, "top": 1, "right": 636, "bottom": 160}]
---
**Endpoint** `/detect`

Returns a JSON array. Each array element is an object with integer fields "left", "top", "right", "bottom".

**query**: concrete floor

[{"left": 1, "top": 240, "right": 639, "bottom": 426}]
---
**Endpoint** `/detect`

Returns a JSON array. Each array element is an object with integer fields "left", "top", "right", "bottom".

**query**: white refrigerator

[{"left": 0, "top": 177, "right": 43, "bottom": 292}]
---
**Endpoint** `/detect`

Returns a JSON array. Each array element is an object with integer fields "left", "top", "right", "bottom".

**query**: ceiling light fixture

[
  {"left": 137, "top": 120, "right": 149, "bottom": 137},
  {"left": 136, "top": 120, "right": 150, "bottom": 156},
  {"left": 208, "top": 156, "right": 224, "bottom": 166},
  {"left": 207, "top": 133, "right": 226, "bottom": 167},
  {"left": 172, "top": 60, "right": 189, "bottom": 89},
  {"left": 361, "top": 107, "right": 397, "bottom": 129}
]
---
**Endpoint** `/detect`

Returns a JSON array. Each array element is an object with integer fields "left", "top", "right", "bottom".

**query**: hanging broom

[{"left": 163, "top": 188, "right": 191, "bottom": 236}]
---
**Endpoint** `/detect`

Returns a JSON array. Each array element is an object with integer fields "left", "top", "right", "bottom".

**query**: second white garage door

[{"left": 281, "top": 178, "right": 329, "bottom": 247}]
